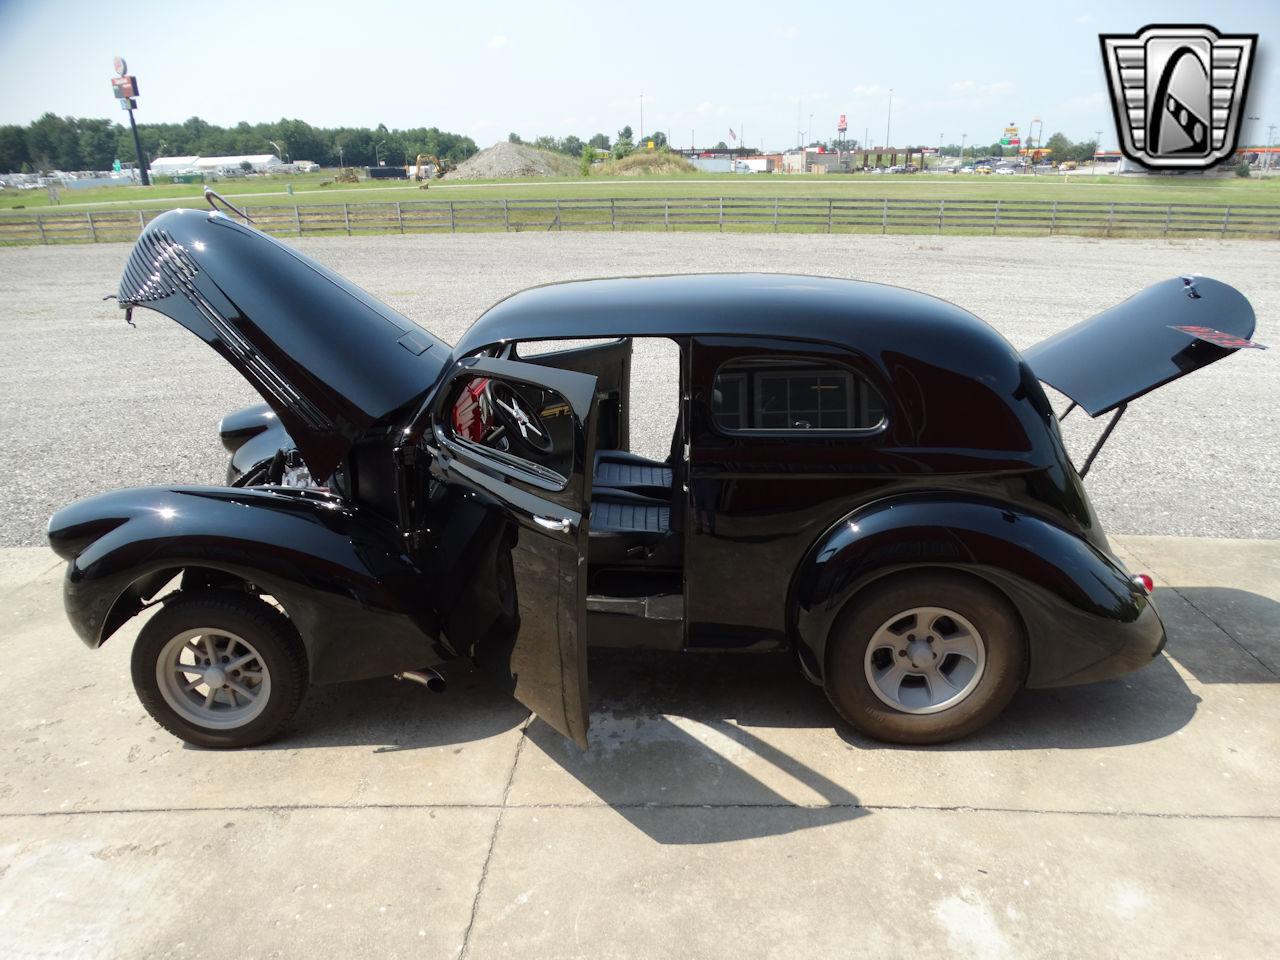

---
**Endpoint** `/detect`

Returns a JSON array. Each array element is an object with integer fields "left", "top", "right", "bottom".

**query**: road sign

[
  {"left": 838, "top": 114, "right": 848, "bottom": 133},
  {"left": 113, "top": 56, "right": 128, "bottom": 76},
  {"left": 111, "top": 75, "right": 139, "bottom": 99}
]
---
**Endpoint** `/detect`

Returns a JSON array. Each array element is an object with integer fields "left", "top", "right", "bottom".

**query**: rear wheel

[
  {"left": 824, "top": 572, "right": 1025, "bottom": 744},
  {"left": 131, "top": 591, "right": 308, "bottom": 749}
]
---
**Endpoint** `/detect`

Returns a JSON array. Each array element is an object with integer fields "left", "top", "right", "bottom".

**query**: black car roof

[{"left": 450, "top": 273, "right": 1016, "bottom": 361}]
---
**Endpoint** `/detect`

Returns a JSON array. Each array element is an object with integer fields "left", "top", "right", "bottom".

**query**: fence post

[
  {"left": 1163, "top": 205, "right": 1172, "bottom": 237},
  {"left": 36, "top": 214, "right": 47, "bottom": 244},
  {"left": 992, "top": 200, "right": 1000, "bottom": 236},
  {"left": 1049, "top": 201, "right": 1057, "bottom": 236},
  {"left": 449, "top": 201, "right": 456, "bottom": 233},
  {"left": 295, "top": 204, "right": 302, "bottom": 236},
  {"left": 881, "top": 199, "right": 888, "bottom": 234},
  {"left": 1221, "top": 206, "right": 1231, "bottom": 238},
  {"left": 773, "top": 197, "right": 779, "bottom": 233},
  {"left": 396, "top": 201, "right": 404, "bottom": 234},
  {"left": 827, "top": 199, "right": 833, "bottom": 234},
  {"left": 556, "top": 198, "right": 562, "bottom": 231},
  {"left": 503, "top": 198, "right": 510, "bottom": 232},
  {"left": 937, "top": 199, "right": 945, "bottom": 235},
  {"left": 137, "top": 210, "right": 145, "bottom": 235},
  {"left": 664, "top": 199, "right": 670, "bottom": 231},
  {"left": 610, "top": 199, "right": 616, "bottom": 231},
  {"left": 343, "top": 203, "right": 351, "bottom": 236},
  {"left": 86, "top": 212, "right": 98, "bottom": 243},
  {"left": 1105, "top": 203, "right": 1114, "bottom": 237},
  {"left": 719, "top": 198, "right": 724, "bottom": 232}
]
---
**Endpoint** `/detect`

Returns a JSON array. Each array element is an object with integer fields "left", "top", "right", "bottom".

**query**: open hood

[
  {"left": 116, "top": 208, "right": 448, "bottom": 478},
  {"left": 1024, "top": 276, "right": 1263, "bottom": 417}
]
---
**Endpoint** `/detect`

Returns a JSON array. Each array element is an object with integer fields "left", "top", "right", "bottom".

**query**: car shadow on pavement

[{"left": 1155, "top": 586, "right": 1280, "bottom": 684}]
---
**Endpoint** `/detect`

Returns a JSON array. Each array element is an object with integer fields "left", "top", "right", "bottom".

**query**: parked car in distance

[{"left": 46, "top": 209, "right": 1265, "bottom": 753}]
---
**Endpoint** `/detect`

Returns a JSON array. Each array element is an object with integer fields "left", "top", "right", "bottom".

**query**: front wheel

[
  {"left": 131, "top": 591, "right": 308, "bottom": 749},
  {"left": 824, "top": 572, "right": 1025, "bottom": 745}
]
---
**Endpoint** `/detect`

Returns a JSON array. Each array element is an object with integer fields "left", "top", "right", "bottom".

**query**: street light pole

[
  {"left": 1093, "top": 129, "right": 1102, "bottom": 174},
  {"left": 960, "top": 133, "right": 967, "bottom": 168},
  {"left": 640, "top": 93, "right": 644, "bottom": 141},
  {"left": 375, "top": 139, "right": 387, "bottom": 166},
  {"left": 885, "top": 89, "right": 893, "bottom": 154}
]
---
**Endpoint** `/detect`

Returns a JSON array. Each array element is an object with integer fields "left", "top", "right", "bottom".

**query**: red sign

[
  {"left": 838, "top": 114, "right": 848, "bottom": 133},
  {"left": 111, "top": 75, "right": 139, "bottom": 99}
]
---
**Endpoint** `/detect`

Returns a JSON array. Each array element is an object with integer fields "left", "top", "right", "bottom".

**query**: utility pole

[
  {"left": 1093, "top": 129, "right": 1101, "bottom": 173},
  {"left": 960, "top": 132, "right": 967, "bottom": 167},
  {"left": 639, "top": 93, "right": 644, "bottom": 141},
  {"left": 884, "top": 89, "right": 893, "bottom": 155},
  {"left": 1266, "top": 123, "right": 1277, "bottom": 174}
]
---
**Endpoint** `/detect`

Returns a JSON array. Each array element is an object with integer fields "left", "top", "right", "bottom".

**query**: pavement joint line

[
  {"left": 457, "top": 716, "right": 531, "bottom": 960},
  {"left": 1125, "top": 542, "right": 1280, "bottom": 680},
  {"left": 3, "top": 802, "right": 1276, "bottom": 823}
]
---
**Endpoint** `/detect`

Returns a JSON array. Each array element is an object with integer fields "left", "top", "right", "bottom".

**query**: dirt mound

[
  {"left": 602, "top": 152, "right": 697, "bottom": 176},
  {"left": 444, "top": 141, "right": 577, "bottom": 180}
]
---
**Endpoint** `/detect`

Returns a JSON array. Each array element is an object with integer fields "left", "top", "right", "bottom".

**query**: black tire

[
  {"left": 824, "top": 572, "right": 1025, "bottom": 745},
  {"left": 131, "top": 591, "right": 308, "bottom": 749}
]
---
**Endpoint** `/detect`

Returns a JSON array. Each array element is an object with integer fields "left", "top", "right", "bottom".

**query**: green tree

[
  {"left": 508, "top": 132, "right": 523, "bottom": 144},
  {"left": 579, "top": 145, "right": 594, "bottom": 176},
  {"left": 561, "top": 135, "right": 584, "bottom": 157},
  {"left": 613, "top": 125, "right": 635, "bottom": 159},
  {"left": 0, "top": 124, "right": 32, "bottom": 172},
  {"left": 589, "top": 133, "right": 610, "bottom": 151}
]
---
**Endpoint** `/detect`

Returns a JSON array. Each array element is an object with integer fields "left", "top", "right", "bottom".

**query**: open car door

[{"left": 425, "top": 356, "right": 598, "bottom": 747}]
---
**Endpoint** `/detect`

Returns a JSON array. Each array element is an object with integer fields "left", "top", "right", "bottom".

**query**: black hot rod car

[{"left": 48, "top": 208, "right": 1263, "bottom": 749}]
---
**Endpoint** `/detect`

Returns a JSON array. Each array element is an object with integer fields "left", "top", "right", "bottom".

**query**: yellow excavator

[{"left": 413, "top": 154, "right": 452, "bottom": 187}]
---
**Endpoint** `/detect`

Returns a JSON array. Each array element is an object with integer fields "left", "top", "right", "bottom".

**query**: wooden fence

[{"left": 2, "top": 196, "right": 1278, "bottom": 243}]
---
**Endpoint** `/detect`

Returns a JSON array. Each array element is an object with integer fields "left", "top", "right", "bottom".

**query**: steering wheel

[{"left": 488, "top": 381, "right": 554, "bottom": 455}]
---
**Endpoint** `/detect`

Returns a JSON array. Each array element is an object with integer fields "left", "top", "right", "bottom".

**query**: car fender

[
  {"left": 788, "top": 494, "right": 1163, "bottom": 688},
  {"left": 47, "top": 485, "right": 444, "bottom": 683},
  {"left": 219, "top": 402, "right": 295, "bottom": 485}
]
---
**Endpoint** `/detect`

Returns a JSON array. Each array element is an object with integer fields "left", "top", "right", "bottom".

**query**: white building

[
  {"left": 193, "top": 154, "right": 283, "bottom": 175},
  {"left": 148, "top": 155, "right": 201, "bottom": 176}
]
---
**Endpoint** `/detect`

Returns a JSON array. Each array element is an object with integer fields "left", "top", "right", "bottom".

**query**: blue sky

[{"left": 0, "top": 0, "right": 1276, "bottom": 150}]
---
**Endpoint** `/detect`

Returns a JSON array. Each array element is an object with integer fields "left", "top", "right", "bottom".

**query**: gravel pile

[{"left": 444, "top": 141, "right": 577, "bottom": 180}]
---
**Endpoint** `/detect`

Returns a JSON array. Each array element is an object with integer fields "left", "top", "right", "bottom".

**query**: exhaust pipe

[{"left": 395, "top": 668, "right": 446, "bottom": 693}]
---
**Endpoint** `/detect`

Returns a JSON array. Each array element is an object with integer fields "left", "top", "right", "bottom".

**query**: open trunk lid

[
  {"left": 1024, "top": 276, "right": 1263, "bottom": 417},
  {"left": 116, "top": 208, "right": 448, "bottom": 479}
]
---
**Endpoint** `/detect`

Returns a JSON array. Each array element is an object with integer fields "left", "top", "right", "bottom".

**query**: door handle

[{"left": 533, "top": 515, "right": 572, "bottom": 533}]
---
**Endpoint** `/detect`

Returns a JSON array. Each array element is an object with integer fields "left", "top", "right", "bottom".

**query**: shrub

[{"left": 1235, "top": 161, "right": 1252, "bottom": 178}]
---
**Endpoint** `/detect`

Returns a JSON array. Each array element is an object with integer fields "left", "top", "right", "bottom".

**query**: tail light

[{"left": 1133, "top": 573, "right": 1154, "bottom": 594}]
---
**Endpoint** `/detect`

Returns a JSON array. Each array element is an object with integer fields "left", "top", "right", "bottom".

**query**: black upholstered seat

[
  {"left": 593, "top": 450, "right": 673, "bottom": 493},
  {"left": 589, "top": 489, "right": 680, "bottom": 567}
]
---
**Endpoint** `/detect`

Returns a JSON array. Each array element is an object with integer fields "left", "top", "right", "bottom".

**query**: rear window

[{"left": 711, "top": 357, "right": 886, "bottom": 432}]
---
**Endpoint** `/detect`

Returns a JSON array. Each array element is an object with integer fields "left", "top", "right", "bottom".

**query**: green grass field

[{"left": 3, "top": 168, "right": 1278, "bottom": 216}]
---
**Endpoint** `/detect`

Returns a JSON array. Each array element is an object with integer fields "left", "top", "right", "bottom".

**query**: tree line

[
  {"left": 508, "top": 126, "right": 672, "bottom": 159},
  {"left": 0, "top": 113, "right": 478, "bottom": 173}
]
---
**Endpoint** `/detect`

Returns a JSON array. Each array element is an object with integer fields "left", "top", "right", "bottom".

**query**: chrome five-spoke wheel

[{"left": 863, "top": 606, "right": 986, "bottom": 714}]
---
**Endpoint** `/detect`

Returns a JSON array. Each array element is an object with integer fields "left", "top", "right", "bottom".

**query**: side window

[
  {"left": 446, "top": 375, "right": 577, "bottom": 488},
  {"left": 711, "top": 357, "right": 886, "bottom": 432}
]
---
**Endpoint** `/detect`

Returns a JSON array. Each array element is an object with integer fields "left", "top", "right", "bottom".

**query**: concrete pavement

[{"left": 1, "top": 535, "right": 1278, "bottom": 959}]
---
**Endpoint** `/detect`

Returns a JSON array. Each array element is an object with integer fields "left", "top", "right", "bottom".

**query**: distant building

[
  {"left": 148, "top": 156, "right": 201, "bottom": 176},
  {"left": 148, "top": 154, "right": 284, "bottom": 177}
]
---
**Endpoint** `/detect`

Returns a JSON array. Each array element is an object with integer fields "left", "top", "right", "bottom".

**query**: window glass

[
  {"left": 447, "top": 375, "right": 576, "bottom": 486},
  {"left": 711, "top": 357, "right": 886, "bottom": 432}
]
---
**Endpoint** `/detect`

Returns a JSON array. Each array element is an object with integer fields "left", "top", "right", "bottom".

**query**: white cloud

[
  {"left": 774, "top": 24, "right": 801, "bottom": 40},
  {"left": 851, "top": 84, "right": 891, "bottom": 98},
  {"left": 487, "top": 34, "right": 508, "bottom": 50},
  {"left": 949, "top": 80, "right": 977, "bottom": 95},
  {"left": 1073, "top": 14, "right": 1093, "bottom": 24},
  {"left": 695, "top": 101, "right": 713, "bottom": 114}
]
